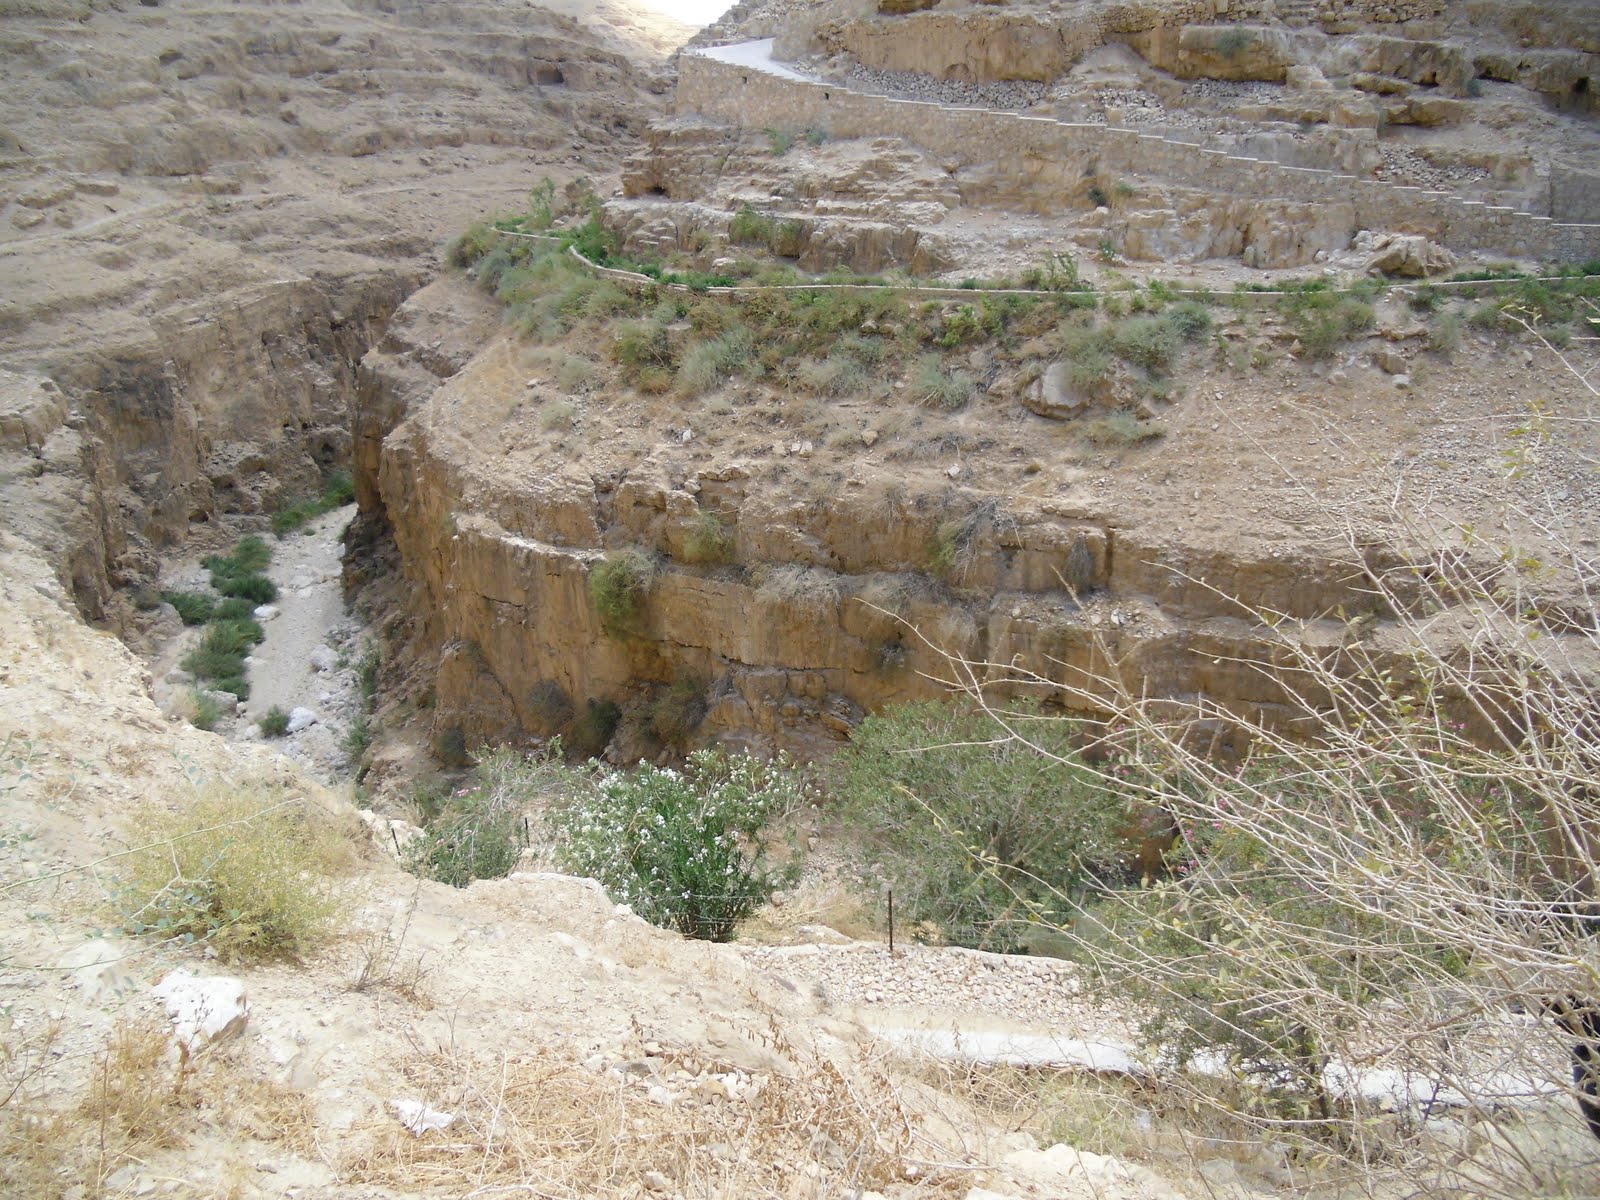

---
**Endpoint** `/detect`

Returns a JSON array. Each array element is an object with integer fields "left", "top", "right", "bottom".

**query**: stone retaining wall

[{"left": 677, "top": 52, "right": 1600, "bottom": 265}]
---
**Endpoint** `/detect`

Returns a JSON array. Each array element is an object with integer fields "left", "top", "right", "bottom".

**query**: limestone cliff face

[
  {"left": 362, "top": 302, "right": 1412, "bottom": 761},
  {"left": 1, "top": 272, "right": 411, "bottom": 621}
]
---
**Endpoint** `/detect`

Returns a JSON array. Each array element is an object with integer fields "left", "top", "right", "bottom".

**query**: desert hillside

[{"left": 2, "top": 0, "right": 1599, "bottom": 1197}]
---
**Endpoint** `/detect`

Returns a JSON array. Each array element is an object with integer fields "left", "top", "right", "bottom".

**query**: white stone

[
  {"left": 253, "top": 604, "right": 279, "bottom": 621},
  {"left": 151, "top": 969, "right": 249, "bottom": 1054},
  {"left": 392, "top": 1098, "right": 455, "bottom": 1135},
  {"left": 286, "top": 706, "right": 318, "bottom": 733},
  {"left": 308, "top": 645, "right": 338, "bottom": 672}
]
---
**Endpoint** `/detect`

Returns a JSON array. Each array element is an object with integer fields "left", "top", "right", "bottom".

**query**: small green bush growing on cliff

[
  {"left": 830, "top": 700, "right": 1128, "bottom": 951},
  {"left": 433, "top": 726, "right": 471, "bottom": 769},
  {"left": 729, "top": 203, "right": 776, "bottom": 248},
  {"left": 1292, "top": 297, "right": 1375, "bottom": 359},
  {"left": 588, "top": 549, "right": 655, "bottom": 637},
  {"left": 676, "top": 328, "right": 756, "bottom": 396},
  {"left": 187, "top": 688, "right": 223, "bottom": 732},
  {"left": 681, "top": 510, "right": 734, "bottom": 565},
  {"left": 1215, "top": 28, "right": 1254, "bottom": 60},
  {"left": 549, "top": 748, "right": 811, "bottom": 941}
]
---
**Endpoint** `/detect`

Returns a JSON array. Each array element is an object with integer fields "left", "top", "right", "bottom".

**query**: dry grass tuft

[
  {"left": 344, "top": 1034, "right": 965, "bottom": 1198},
  {"left": 112, "top": 781, "right": 361, "bottom": 962},
  {"left": 2, "top": 1015, "right": 318, "bottom": 1198}
]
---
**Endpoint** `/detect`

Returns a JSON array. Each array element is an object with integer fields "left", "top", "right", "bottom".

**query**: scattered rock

[
  {"left": 253, "top": 604, "right": 279, "bottom": 621},
  {"left": 286, "top": 706, "right": 318, "bottom": 733},
  {"left": 1022, "top": 362, "right": 1089, "bottom": 420},
  {"left": 151, "top": 969, "right": 249, "bottom": 1055},
  {"left": 308, "top": 644, "right": 338, "bottom": 672},
  {"left": 1375, "top": 346, "right": 1410, "bottom": 374}
]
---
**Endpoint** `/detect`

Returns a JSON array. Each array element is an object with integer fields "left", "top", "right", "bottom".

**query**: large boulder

[{"left": 1364, "top": 233, "right": 1456, "bottom": 279}]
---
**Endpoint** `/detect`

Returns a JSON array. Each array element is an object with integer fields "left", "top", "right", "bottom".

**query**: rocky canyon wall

[{"left": 358, "top": 288, "right": 1450, "bottom": 763}]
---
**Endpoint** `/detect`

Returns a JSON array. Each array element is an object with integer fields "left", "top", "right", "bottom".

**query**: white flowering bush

[{"left": 549, "top": 749, "right": 811, "bottom": 941}]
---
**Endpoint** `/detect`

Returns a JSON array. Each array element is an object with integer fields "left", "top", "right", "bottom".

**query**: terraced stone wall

[{"left": 677, "top": 53, "right": 1600, "bottom": 264}]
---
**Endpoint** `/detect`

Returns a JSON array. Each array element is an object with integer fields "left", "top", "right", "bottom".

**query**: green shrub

[
  {"left": 682, "top": 510, "right": 734, "bottom": 565},
  {"left": 163, "top": 590, "right": 215, "bottom": 626},
  {"left": 831, "top": 700, "right": 1128, "bottom": 950},
  {"left": 182, "top": 640, "right": 246, "bottom": 684},
  {"left": 213, "top": 597, "right": 256, "bottom": 621},
  {"left": 588, "top": 549, "right": 654, "bottom": 636},
  {"left": 205, "top": 540, "right": 277, "bottom": 600},
  {"left": 1284, "top": 295, "right": 1375, "bottom": 359},
  {"left": 763, "top": 127, "right": 793, "bottom": 156},
  {"left": 912, "top": 355, "right": 975, "bottom": 410},
  {"left": 203, "top": 618, "right": 265, "bottom": 655},
  {"left": 259, "top": 706, "right": 291, "bottom": 738},
  {"left": 116, "top": 784, "right": 352, "bottom": 961},
  {"left": 1163, "top": 299, "right": 1213, "bottom": 341},
  {"left": 228, "top": 536, "right": 272, "bottom": 572},
  {"left": 447, "top": 221, "right": 500, "bottom": 269},
  {"left": 215, "top": 572, "right": 277, "bottom": 603},
  {"left": 796, "top": 352, "right": 866, "bottom": 397},
  {"left": 675, "top": 328, "right": 755, "bottom": 395},
  {"left": 1110, "top": 315, "right": 1183, "bottom": 370},
  {"left": 356, "top": 645, "right": 380, "bottom": 710},
  {"left": 549, "top": 748, "right": 812, "bottom": 941},
  {"left": 526, "top": 681, "right": 574, "bottom": 735},
  {"left": 343, "top": 714, "right": 373, "bottom": 761},
  {"left": 408, "top": 748, "right": 555, "bottom": 887},
  {"left": 1215, "top": 28, "right": 1254, "bottom": 59},
  {"left": 611, "top": 319, "right": 673, "bottom": 370},
  {"left": 187, "top": 688, "right": 223, "bottom": 732},
  {"left": 1428, "top": 310, "right": 1463, "bottom": 356},
  {"left": 539, "top": 400, "right": 576, "bottom": 432},
  {"left": 1084, "top": 411, "right": 1165, "bottom": 447},
  {"left": 273, "top": 471, "right": 357, "bottom": 536},
  {"left": 728, "top": 204, "right": 775, "bottom": 248},
  {"left": 564, "top": 698, "right": 621, "bottom": 759}
]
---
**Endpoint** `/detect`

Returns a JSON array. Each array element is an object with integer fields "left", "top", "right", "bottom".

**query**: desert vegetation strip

[{"left": 163, "top": 535, "right": 278, "bottom": 723}]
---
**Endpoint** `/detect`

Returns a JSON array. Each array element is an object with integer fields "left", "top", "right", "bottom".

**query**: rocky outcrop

[{"left": 359, "top": 308, "right": 1458, "bottom": 761}]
